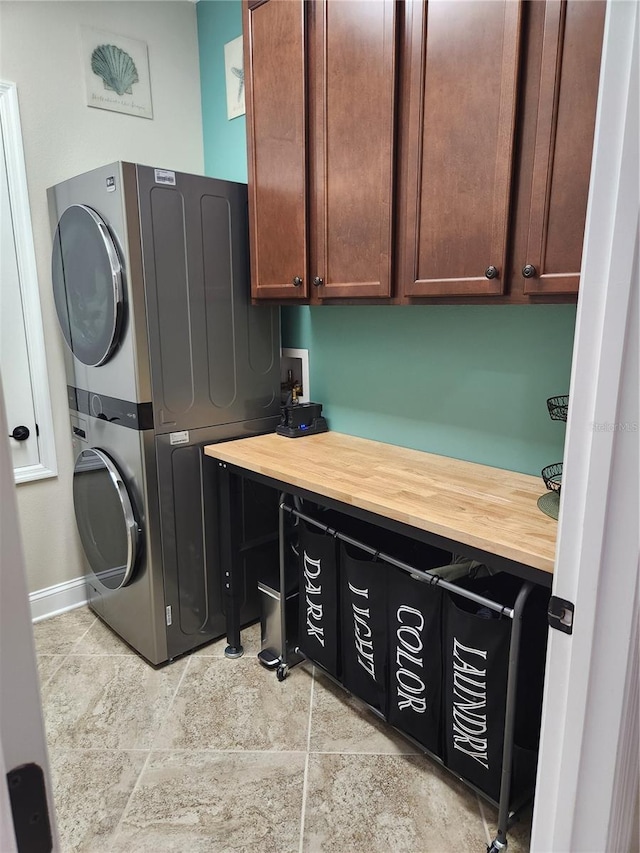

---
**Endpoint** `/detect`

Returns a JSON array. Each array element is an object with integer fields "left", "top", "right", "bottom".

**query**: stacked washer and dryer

[{"left": 48, "top": 162, "right": 281, "bottom": 665}]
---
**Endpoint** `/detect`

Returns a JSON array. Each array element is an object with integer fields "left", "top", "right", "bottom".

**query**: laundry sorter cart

[
  {"left": 271, "top": 496, "right": 549, "bottom": 853},
  {"left": 204, "top": 431, "right": 558, "bottom": 853}
]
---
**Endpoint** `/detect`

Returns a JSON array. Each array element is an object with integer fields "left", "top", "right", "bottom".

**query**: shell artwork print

[
  {"left": 224, "top": 35, "right": 245, "bottom": 119},
  {"left": 231, "top": 66, "right": 244, "bottom": 105},
  {"left": 82, "top": 28, "right": 152, "bottom": 118},
  {"left": 91, "top": 44, "right": 139, "bottom": 97}
]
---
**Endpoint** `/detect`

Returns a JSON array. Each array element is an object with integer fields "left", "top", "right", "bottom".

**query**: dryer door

[
  {"left": 52, "top": 204, "right": 124, "bottom": 366},
  {"left": 73, "top": 448, "right": 140, "bottom": 590}
]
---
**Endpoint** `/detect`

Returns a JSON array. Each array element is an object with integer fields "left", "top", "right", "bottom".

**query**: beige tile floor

[{"left": 34, "top": 608, "right": 532, "bottom": 852}]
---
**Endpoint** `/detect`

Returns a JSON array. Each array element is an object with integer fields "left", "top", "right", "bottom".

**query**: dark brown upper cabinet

[
  {"left": 397, "top": 0, "right": 605, "bottom": 302},
  {"left": 243, "top": 0, "right": 397, "bottom": 301},
  {"left": 514, "top": 0, "right": 606, "bottom": 297},
  {"left": 244, "top": 0, "right": 309, "bottom": 300},
  {"left": 244, "top": 0, "right": 605, "bottom": 304},
  {"left": 397, "top": 0, "right": 523, "bottom": 298}
]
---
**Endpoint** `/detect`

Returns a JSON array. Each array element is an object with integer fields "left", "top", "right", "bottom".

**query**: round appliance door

[
  {"left": 73, "top": 448, "right": 140, "bottom": 590},
  {"left": 52, "top": 204, "right": 124, "bottom": 366}
]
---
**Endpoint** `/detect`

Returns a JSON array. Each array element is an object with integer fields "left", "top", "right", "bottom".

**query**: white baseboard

[{"left": 30, "top": 576, "right": 88, "bottom": 623}]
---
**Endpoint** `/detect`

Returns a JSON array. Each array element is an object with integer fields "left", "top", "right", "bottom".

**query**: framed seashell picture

[{"left": 82, "top": 28, "right": 153, "bottom": 119}]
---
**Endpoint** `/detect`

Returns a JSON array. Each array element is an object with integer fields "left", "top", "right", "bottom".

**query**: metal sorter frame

[
  {"left": 214, "top": 462, "right": 548, "bottom": 853},
  {"left": 275, "top": 497, "right": 535, "bottom": 853}
]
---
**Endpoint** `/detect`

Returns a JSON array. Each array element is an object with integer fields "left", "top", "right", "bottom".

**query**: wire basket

[
  {"left": 541, "top": 463, "right": 563, "bottom": 493},
  {"left": 547, "top": 395, "right": 568, "bottom": 422}
]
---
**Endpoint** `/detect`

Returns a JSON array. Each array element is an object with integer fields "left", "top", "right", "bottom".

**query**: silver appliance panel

[
  {"left": 70, "top": 413, "right": 168, "bottom": 665},
  {"left": 73, "top": 447, "right": 139, "bottom": 590},
  {"left": 54, "top": 163, "right": 283, "bottom": 666},
  {"left": 47, "top": 162, "right": 151, "bottom": 403},
  {"left": 52, "top": 205, "right": 124, "bottom": 367},
  {"left": 135, "top": 166, "right": 281, "bottom": 433},
  {"left": 156, "top": 416, "right": 279, "bottom": 660}
]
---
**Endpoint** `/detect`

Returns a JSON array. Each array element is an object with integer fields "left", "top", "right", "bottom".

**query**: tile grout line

[
  {"left": 36, "top": 611, "right": 98, "bottom": 688},
  {"left": 306, "top": 667, "right": 315, "bottom": 753},
  {"left": 307, "top": 749, "right": 419, "bottom": 756},
  {"left": 38, "top": 655, "right": 69, "bottom": 692},
  {"left": 150, "top": 652, "right": 193, "bottom": 750},
  {"left": 111, "top": 653, "right": 193, "bottom": 841},
  {"left": 111, "top": 747, "right": 153, "bottom": 840},
  {"left": 31, "top": 614, "right": 98, "bottom": 658},
  {"left": 61, "top": 648, "right": 134, "bottom": 661},
  {"left": 298, "top": 665, "right": 315, "bottom": 853},
  {"left": 66, "top": 613, "right": 98, "bottom": 653},
  {"left": 476, "top": 793, "right": 493, "bottom": 845},
  {"left": 33, "top": 746, "right": 312, "bottom": 754}
]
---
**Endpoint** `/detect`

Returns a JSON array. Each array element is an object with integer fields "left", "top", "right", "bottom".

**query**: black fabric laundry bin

[
  {"left": 340, "top": 539, "right": 389, "bottom": 714},
  {"left": 443, "top": 573, "right": 549, "bottom": 803},
  {"left": 338, "top": 517, "right": 449, "bottom": 719},
  {"left": 297, "top": 515, "right": 341, "bottom": 677},
  {"left": 387, "top": 567, "right": 444, "bottom": 757}
]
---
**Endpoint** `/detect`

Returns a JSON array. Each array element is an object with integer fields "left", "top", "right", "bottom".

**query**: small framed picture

[
  {"left": 224, "top": 36, "right": 245, "bottom": 120},
  {"left": 82, "top": 28, "right": 153, "bottom": 120}
]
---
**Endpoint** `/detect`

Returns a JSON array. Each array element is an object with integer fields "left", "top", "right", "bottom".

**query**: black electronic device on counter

[{"left": 276, "top": 401, "right": 328, "bottom": 438}]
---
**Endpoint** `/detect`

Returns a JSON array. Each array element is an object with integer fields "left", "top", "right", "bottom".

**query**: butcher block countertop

[{"left": 204, "top": 431, "right": 557, "bottom": 575}]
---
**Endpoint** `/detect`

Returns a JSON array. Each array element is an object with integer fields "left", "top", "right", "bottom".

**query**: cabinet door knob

[
  {"left": 313, "top": 276, "right": 324, "bottom": 287},
  {"left": 485, "top": 266, "right": 499, "bottom": 280},
  {"left": 522, "top": 264, "right": 537, "bottom": 278},
  {"left": 292, "top": 276, "right": 303, "bottom": 287}
]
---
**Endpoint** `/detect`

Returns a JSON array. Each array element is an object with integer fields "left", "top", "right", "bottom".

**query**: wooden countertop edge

[{"left": 204, "top": 432, "right": 556, "bottom": 575}]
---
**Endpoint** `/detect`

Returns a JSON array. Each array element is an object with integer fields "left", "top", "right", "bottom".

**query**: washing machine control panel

[{"left": 67, "top": 386, "right": 153, "bottom": 430}]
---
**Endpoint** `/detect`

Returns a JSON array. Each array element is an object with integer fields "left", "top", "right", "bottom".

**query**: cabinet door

[
  {"left": 398, "top": 0, "right": 522, "bottom": 297},
  {"left": 309, "top": 0, "right": 397, "bottom": 299},
  {"left": 521, "top": 0, "right": 605, "bottom": 296},
  {"left": 244, "top": 0, "right": 309, "bottom": 299}
]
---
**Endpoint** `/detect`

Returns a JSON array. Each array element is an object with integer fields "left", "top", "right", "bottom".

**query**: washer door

[
  {"left": 52, "top": 204, "right": 124, "bottom": 366},
  {"left": 73, "top": 448, "right": 140, "bottom": 590}
]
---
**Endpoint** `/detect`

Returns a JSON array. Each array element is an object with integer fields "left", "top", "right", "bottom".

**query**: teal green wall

[
  {"left": 197, "top": 1, "right": 575, "bottom": 476},
  {"left": 282, "top": 305, "right": 574, "bottom": 475},
  {"left": 197, "top": 0, "right": 247, "bottom": 182}
]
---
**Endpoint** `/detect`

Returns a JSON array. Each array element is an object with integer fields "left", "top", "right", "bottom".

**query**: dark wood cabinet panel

[
  {"left": 244, "top": 0, "right": 604, "bottom": 305},
  {"left": 398, "top": 0, "right": 523, "bottom": 298},
  {"left": 245, "top": 0, "right": 397, "bottom": 302},
  {"left": 520, "top": 0, "right": 605, "bottom": 296},
  {"left": 310, "top": 0, "right": 397, "bottom": 299},
  {"left": 244, "top": 0, "right": 309, "bottom": 300}
]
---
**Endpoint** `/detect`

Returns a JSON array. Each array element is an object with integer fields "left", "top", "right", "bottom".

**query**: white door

[
  {"left": 0, "top": 119, "right": 40, "bottom": 470},
  {"left": 530, "top": 2, "right": 639, "bottom": 851},
  {"left": 0, "top": 375, "right": 59, "bottom": 850},
  {"left": 0, "top": 80, "right": 56, "bottom": 484}
]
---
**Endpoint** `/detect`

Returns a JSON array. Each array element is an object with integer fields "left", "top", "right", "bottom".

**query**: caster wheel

[
  {"left": 276, "top": 664, "right": 289, "bottom": 682},
  {"left": 487, "top": 842, "right": 506, "bottom": 853}
]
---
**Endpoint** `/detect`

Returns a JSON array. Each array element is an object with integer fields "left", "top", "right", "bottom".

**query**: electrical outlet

[{"left": 281, "top": 348, "right": 310, "bottom": 403}]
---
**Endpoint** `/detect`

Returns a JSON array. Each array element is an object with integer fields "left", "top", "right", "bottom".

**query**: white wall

[{"left": 0, "top": 1, "right": 204, "bottom": 594}]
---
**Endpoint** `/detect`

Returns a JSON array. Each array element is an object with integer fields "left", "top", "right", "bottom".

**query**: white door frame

[
  {"left": 531, "top": 1, "right": 639, "bottom": 851},
  {"left": 0, "top": 80, "right": 57, "bottom": 484}
]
